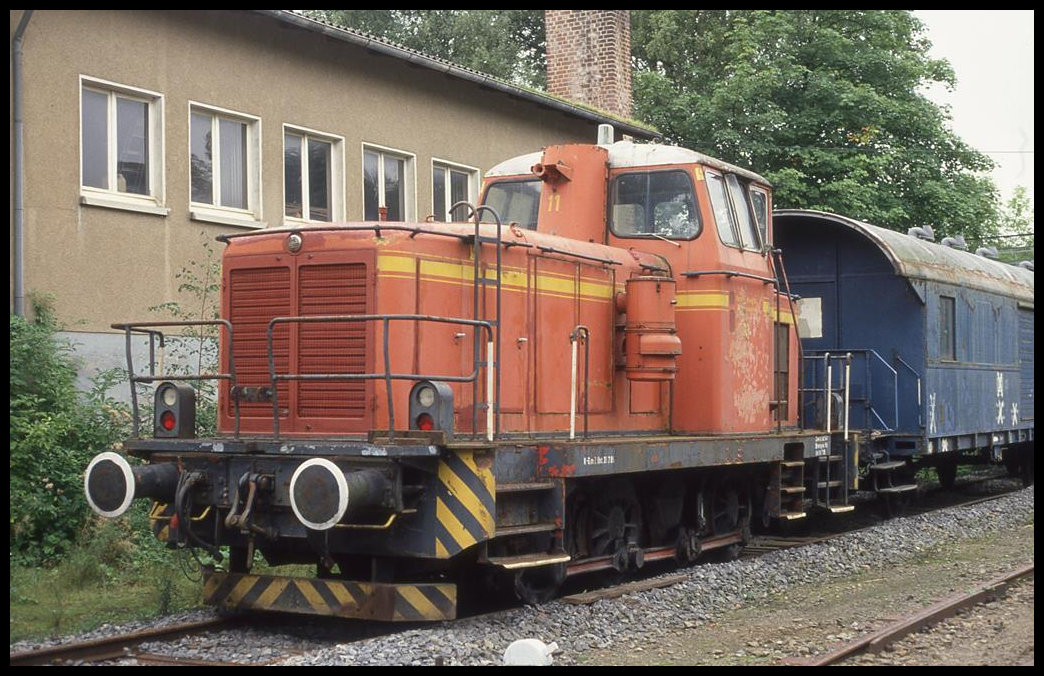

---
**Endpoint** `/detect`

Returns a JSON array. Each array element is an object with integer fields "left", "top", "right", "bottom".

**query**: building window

[
  {"left": 284, "top": 126, "right": 344, "bottom": 223},
  {"left": 432, "top": 161, "right": 478, "bottom": 222},
  {"left": 939, "top": 296, "right": 956, "bottom": 360},
  {"left": 80, "top": 77, "right": 165, "bottom": 214},
  {"left": 706, "top": 169, "right": 762, "bottom": 251},
  {"left": 609, "top": 170, "right": 700, "bottom": 239},
  {"left": 363, "top": 146, "right": 414, "bottom": 221},
  {"left": 190, "top": 103, "right": 262, "bottom": 226}
]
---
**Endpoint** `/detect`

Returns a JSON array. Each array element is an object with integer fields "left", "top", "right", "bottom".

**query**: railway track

[
  {"left": 9, "top": 617, "right": 241, "bottom": 666},
  {"left": 791, "top": 563, "right": 1035, "bottom": 666},
  {"left": 559, "top": 473, "right": 1024, "bottom": 607},
  {"left": 9, "top": 472, "right": 1025, "bottom": 665}
]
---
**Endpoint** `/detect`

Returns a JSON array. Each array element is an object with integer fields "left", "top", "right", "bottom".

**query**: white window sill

[
  {"left": 80, "top": 192, "right": 170, "bottom": 216},
  {"left": 190, "top": 208, "right": 266, "bottom": 229}
]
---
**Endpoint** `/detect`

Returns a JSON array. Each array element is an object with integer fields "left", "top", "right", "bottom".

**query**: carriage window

[
  {"left": 939, "top": 296, "right": 956, "bottom": 360},
  {"left": 610, "top": 170, "right": 699, "bottom": 239},
  {"left": 482, "top": 179, "right": 541, "bottom": 230}
]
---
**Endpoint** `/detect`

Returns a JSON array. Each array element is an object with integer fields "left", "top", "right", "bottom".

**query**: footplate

[{"left": 203, "top": 570, "right": 456, "bottom": 621}]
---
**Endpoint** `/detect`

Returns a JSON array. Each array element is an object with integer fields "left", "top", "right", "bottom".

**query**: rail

[
  {"left": 266, "top": 315, "right": 494, "bottom": 440},
  {"left": 112, "top": 320, "right": 240, "bottom": 438}
]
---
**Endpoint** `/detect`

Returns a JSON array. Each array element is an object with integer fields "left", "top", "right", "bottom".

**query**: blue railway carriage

[{"left": 774, "top": 210, "right": 1033, "bottom": 500}]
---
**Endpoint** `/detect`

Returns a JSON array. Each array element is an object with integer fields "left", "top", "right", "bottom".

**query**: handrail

[
  {"left": 112, "top": 320, "right": 240, "bottom": 439},
  {"left": 569, "top": 326, "right": 590, "bottom": 440},
  {"left": 893, "top": 352, "right": 923, "bottom": 429},
  {"left": 454, "top": 201, "right": 506, "bottom": 440},
  {"left": 806, "top": 349, "right": 899, "bottom": 433},
  {"left": 682, "top": 269, "right": 778, "bottom": 285},
  {"left": 266, "top": 314, "right": 494, "bottom": 440},
  {"left": 216, "top": 222, "right": 474, "bottom": 244}
]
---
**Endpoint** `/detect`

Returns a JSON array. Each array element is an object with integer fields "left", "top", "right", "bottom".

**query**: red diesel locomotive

[{"left": 85, "top": 129, "right": 853, "bottom": 621}]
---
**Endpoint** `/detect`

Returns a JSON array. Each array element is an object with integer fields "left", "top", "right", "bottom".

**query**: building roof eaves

[{"left": 257, "top": 10, "right": 658, "bottom": 139}]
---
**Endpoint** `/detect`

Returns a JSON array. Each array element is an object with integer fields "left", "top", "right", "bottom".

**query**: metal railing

[
  {"left": 266, "top": 315, "right": 494, "bottom": 440},
  {"left": 803, "top": 349, "right": 898, "bottom": 434},
  {"left": 113, "top": 320, "right": 240, "bottom": 438}
]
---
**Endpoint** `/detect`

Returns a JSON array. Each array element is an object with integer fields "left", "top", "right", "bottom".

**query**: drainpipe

[{"left": 12, "top": 10, "right": 33, "bottom": 316}]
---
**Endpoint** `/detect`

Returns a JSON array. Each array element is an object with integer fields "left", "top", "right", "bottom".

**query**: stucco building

[{"left": 10, "top": 9, "right": 651, "bottom": 383}]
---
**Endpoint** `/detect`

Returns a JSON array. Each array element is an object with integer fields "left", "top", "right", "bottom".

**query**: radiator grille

[
  {"left": 228, "top": 267, "right": 291, "bottom": 417},
  {"left": 297, "top": 264, "right": 369, "bottom": 419}
]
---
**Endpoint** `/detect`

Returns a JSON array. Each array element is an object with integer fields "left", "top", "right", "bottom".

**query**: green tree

[
  {"left": 308, "top": 10, "right": 1002, "bottom": 239},
  {"left": 979, "top": 186, "right": 1034, "bottom": 264},
  {"left": 631, "top": 10, "right": 1000, "bottom": 239},
  {"left": 303, "top": 10, "right": 547, "bottom": 88}
]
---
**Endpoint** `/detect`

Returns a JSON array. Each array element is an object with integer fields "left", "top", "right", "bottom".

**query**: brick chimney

[{"left": 545, "top": 10, "right": 632, "bottom": 119}]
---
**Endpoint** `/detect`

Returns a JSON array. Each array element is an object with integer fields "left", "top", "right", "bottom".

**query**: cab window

[
  {"left": 750, "top": 186, "right": 770, "bottom": 245},
  {"left": 481, "top": 179, "right": 541, "bottom": 230},
  {"left": 706, "top": 169, "right": 763, "bottom": 251},
  {"left": 610, "top": 170, "right": 699, "bottom": 240}
]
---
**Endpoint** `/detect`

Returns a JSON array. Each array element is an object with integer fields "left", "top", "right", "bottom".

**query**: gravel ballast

[
  {"left": 277, "top": 486, "right": 1034, "bottom": 666},
  {"left": 11, "top": 485, "right": 1033, "bottom": 666}
]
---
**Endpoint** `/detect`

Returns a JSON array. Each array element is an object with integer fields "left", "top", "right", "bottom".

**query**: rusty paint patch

[
  {"left": 547, "top": 464, "right": 577, "bottom": 477},
  {"left": 472, "top": 450, "right": 493, "bottom": 470},
  {"left": 538, "top": 445, "right": 550, "bottom": 466},
  {"left": 728, "top": 288, "right": 771, "bottom": 423}
]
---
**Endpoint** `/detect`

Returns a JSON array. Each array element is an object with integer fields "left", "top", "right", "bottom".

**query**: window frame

[
  {"left": 282, "top": 124, "right": 346, "bottom": 224},
  {"left": 705, "top": 168, "right": 763, "bottom": 252},
  {"left": 749, "top": 185, "right": 771, "bottom": 248},
  {"left": 431, "top": 158, "right": 480, "bottom": 222},
  {"left": 773, "top": 322, "right": 790, "bottom": 421},
  {"left": 361, "top": 143, "right": 416, "bottom": 222},
  {"left": 78, "top": 75, "right": 167, "bottom": 216},
  {"left": 939, "top": 295, "right": 957, "bottom": 361},
  {"left": 608, "top": 169, "right": 702, "bottom": 241},
  {"left": 480, "top": 178, "right": 543, "bottom": 231},
  {"left": 188, "top": 101, "right": 264, "bottom": 229}
]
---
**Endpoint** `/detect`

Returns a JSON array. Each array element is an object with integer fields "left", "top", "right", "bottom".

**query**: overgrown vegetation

[
  {"left": 146, "top": 234, "right": 223, "bottom": 436},
  {"left": 10, "top": 239, "right": 228, "bottom": 642},
  {"left": 10, "top": 297, "right": 131, "bottom": 565}
]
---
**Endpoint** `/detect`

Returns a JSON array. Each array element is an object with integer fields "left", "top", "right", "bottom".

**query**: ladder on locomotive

[{"left": 461, "top": 201, "right": 505, "bottom": 440}]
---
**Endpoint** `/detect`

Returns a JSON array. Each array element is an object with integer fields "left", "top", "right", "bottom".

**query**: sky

[{"left": 915, "top": 10, "right": 1034, "bottom": 205}]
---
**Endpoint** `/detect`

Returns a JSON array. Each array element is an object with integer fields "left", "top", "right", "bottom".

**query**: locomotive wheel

[
  {"left": 936, "top": 460, "right": 958, "bottom": 491},
  {"left": 586, "top": 480, "right": 642, "bottom": 568},
  {"left": 1020, "top": 451, "right": 1034, "bottom": 487},
  {"left": 878, "top": 490, "right": 910, "bottom": 518},
  {"left": 514, "top": 563, "right": 567, "bottom": 606},
  {"left": 709, "top": 483, "right": 750, "bottom": 561}
]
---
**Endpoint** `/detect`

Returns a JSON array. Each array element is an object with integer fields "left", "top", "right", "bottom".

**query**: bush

[{"left": 10, "top": 298, "right": 132, "bottom": 566}]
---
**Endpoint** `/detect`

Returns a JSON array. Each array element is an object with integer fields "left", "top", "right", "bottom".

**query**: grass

[
  {"left": 8, "top": 509, "right": 313, "bottom": 645},
  {"left": 9, "top": 554, "right": 206, "bottom": 644}
]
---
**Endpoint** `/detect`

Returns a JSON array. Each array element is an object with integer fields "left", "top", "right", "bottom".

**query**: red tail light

[
  {"left": 160, "top": 410, "right": 176, "bottom": 431},
  {"left": 416, "top": 413, "right": 435, "bottom": 431}
]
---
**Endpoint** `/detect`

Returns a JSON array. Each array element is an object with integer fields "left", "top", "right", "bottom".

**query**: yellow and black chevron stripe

[
  {"left": 434, "top": 449, "right": 496, "bottom": 558},
  {"left": 203, "top": 571, "right": 456, "bottom": 621}
]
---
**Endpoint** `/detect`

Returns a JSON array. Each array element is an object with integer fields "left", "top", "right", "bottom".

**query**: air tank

[{"left": 623, "top": 276, "right": 682, "bottom": 381}]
